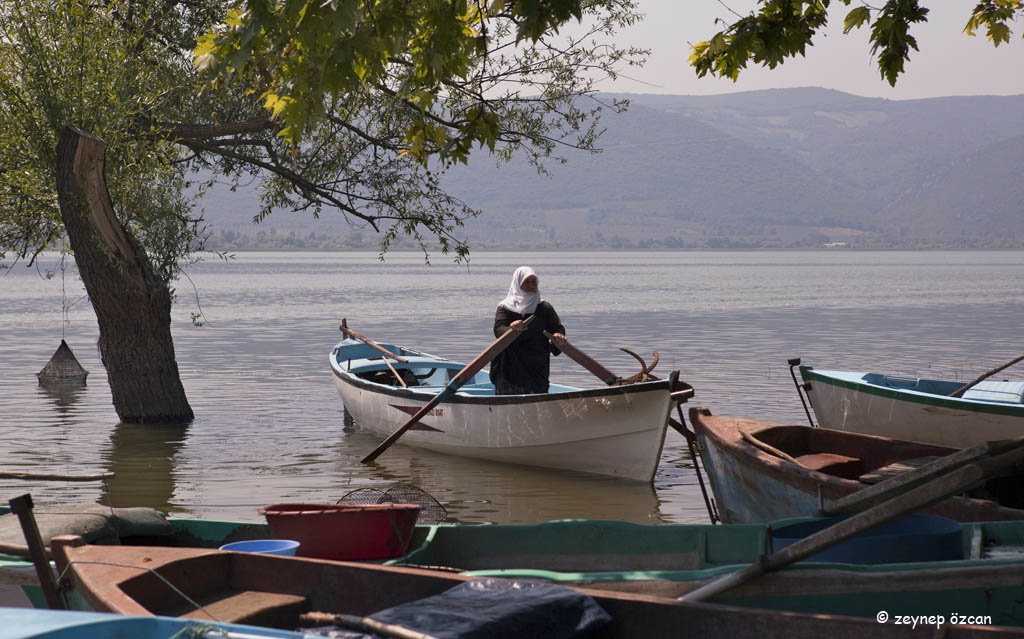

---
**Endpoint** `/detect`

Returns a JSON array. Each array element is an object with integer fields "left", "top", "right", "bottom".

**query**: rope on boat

[
  {"left": 739, "top": 429, "right": 801, "bottom": 466},
  {"left": 55, "top": 559, "right": 218, "bottom": 622}
]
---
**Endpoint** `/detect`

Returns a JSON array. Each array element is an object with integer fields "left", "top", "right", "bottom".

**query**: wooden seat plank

[
  {"left": 859, "top": 456, "right": 943, "bottom": 485},
  {"left": 176, "top": 589, "right": 309, "bottom": 626}
]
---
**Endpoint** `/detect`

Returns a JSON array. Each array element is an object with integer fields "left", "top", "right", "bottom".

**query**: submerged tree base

[{"left": 56, "top": 126, "right": 193, "bottom": 424}]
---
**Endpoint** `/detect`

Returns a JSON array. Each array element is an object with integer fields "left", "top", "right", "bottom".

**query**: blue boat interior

[
  {"left": 331, "top": 339, "right": 580, "bottom": 395},
  {"left": 822, "top": 370, "right": 1024, "bottom": 405},
  {"left": 861, "top": 373, "right": 965, "bottom": 396}
]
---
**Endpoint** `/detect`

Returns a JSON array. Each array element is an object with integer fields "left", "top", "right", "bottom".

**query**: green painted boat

[
  {"left": 385, "top": 518, "right": 1024, "bottom": 625},
  {"left": 12, "top": 505, "right": 1024, "bottom": 628}
]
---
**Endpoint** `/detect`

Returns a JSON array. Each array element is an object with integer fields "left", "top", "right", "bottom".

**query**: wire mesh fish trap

[
  {"left": 37, "top": 339, "right": 88, "bottom": 385},
  {"left": 338, "top": 484, "right": 448, "bottom": 524}
]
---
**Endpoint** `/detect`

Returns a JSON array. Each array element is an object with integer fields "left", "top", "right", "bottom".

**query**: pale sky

[{"left": 599, "top": 1, "right": 1024, "bottom": 100}]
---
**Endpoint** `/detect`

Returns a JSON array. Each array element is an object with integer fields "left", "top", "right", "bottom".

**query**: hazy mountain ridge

[{"left": 199, "top": 88, "right": 1024, "bottom": 250}]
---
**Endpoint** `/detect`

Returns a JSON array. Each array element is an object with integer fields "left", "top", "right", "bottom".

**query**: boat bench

[
  {"left": 176, "top": 589, "right": 309, "bottom": 627},
  {"left": 858, "top": 456, "right": 943, "bottom": 484},
  {"left": 962, "top": 381, "right": 1024, "bottom": 404},
  {"left": 794, "top": 453, "right": 863, "bottom": 480}
]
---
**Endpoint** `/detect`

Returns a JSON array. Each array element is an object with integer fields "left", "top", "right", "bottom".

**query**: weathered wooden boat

[
  {"left": 330, "top": 336, "right": 683, "bottom": 481},
  {"left": 689, "top": 407, "right": 1024, "bottom": 524},
  {"left": 49, "top": 537, "right": 1024, "bottom": 637},
  {"left": 1, "top": 607, "right": 307, "bottom": 639},
  {"left": 0, "top": 505, "right": 272, "bottom": 608},
  {"left": 799, "top": 365, "right": 1024, "bottom": 447}
]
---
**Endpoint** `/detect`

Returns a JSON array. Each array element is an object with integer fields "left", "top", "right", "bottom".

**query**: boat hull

[
  {"left": 801, "top": 367, "right": 1024, "bottom": 448},
  {"left": 690, "top": 408, "right": 1024, "bottom": 524},
  {"left": 52, "top": 539, "right": 1024, "bottom": 638},
  {"left": 332, "top": 355, "right": 673, "bottom": 481}
]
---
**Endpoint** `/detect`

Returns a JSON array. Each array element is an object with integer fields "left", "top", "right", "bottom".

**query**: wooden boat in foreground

[
  {"left": 50, "top": 537, "right": 1023, "bottom": 638},
  {"left": 799, "top": 365, "right": 1024, "bottom": 447},
  {"left": 690, "top": 407, "right": 1024, "bottom": 524},
  {"left": 330, "top": 337, "right": 685, "bottom": 481}
]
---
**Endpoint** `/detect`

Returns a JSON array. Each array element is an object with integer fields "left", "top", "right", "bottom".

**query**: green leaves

[
  {"left": 966, "top": 0, "right": 1023, "bottom": 45},
  {"left": 194, "top": 0, "right": 593, "bottom": 153},
  {"left": 692, "top": 1, "right": 1018, "bottom": 87},
  {"left": 843, "top": 6, "right": 871, "bottom": 33},
  {"left": 691, "top": 1, "right": 831, "bottom": 81},
  {"left": 0, "top": 0, "right": 205, "bottom": 274},
  {"left": 868, "top": 0, "right": 929, "bottom": 86}
]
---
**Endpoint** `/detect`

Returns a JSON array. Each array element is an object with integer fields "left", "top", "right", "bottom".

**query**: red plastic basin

[{"left": 258, "top": 502, "right": 421, "bottom": 560}]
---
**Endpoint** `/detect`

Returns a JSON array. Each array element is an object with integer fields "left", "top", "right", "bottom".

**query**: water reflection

[
  {"left": 353, "top": 439, "right": 667, "bottom": 524},
  {"left": 36, "top": 381, "right": 87, "bottom": 417},
  {"left": 98, "top": 423, "right": 188, "bottom": 513}
]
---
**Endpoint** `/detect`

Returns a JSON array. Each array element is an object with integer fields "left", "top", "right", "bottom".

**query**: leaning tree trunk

[{"left": 55, "top": 126, "right": 193, "bottom": 424}]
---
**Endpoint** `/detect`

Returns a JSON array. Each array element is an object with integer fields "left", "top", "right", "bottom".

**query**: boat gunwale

[
  {"left": 800, "top": 366, "right": 1024, "bottom": 418},
  {"left": 331, "top": 364, "right": 674, "bottom": 405}
]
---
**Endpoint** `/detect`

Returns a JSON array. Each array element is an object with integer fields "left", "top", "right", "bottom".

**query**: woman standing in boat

[{"left": 490, "top": 266, "right": 566, "bottom": 395}]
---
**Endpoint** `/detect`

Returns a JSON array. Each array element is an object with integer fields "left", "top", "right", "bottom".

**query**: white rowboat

[
  {"left": 330, "top": 337, "right": 681, "bottom": 481},
  {"left": 800, "top": 366, "right": 1024, "bottom": 448}
]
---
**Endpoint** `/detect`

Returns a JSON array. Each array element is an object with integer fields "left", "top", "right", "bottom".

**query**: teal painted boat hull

[{"left": 388, "top": 517, "right": 1024, "bottom": 626}]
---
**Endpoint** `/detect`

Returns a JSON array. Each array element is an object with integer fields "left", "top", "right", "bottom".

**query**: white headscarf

[{"left": 498, "top": 266, "right": 541, "bottom": 315}]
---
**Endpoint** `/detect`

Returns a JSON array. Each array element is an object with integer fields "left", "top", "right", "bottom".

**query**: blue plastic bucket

[
  {"left": 218, "top": 539, "right": 300, "bottom": 556},
  {"left": 771, "top": 514, "right": 962, "bottom": 564}
]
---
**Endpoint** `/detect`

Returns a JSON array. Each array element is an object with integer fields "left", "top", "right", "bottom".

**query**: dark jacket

[{"left": 490, "top": 301, "right": 565, "bottom": 395}]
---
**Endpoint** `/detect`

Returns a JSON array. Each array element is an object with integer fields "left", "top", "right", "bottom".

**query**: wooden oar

[
  {"left": 381, "top": 356, "right": 408, "bottom": 389},
  {"left": 360, "top": 316, "right": 534, "bottom": 464},
  {"left": 948, "top": 353, "right": 1024, "bottom": 397},
  {"left": 9, "top": 494, "right": 63, "bottom": 609},
  {"left": 543, "top": 331, "right": 618, "bottom": 385},
  {"left": 544, "top": 331, "right": 693, "bottom": 422},
  {"left": 340, "top": 319, "right": 409, "bottom": 363},
  {"left": 678, "top": 436, "right": 1024, "bottom": 602}
]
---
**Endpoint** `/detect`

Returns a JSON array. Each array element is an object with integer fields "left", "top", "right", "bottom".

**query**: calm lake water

[{"left": 2, "top": 250, "right": 1024, "bottom": 525}]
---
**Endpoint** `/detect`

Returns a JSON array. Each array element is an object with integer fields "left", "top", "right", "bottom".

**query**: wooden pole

[
  {"left": 381, "top": 356, "right": 408, "bottom": 389},
  {"left": 821, "top": 437, "right": 1024, "bottom": 516},
  {"left": 949, "top": 354, "right": 1024, "bottom": 397},
  {"left": 8, "top": 494, "right": 63, "bottom": 609},
  {"left": 0, "top": 471, "right": 114, "bottom": 482},
  {"left": 340, "top": 319, "right": 409, "bottom": 363},
  {"left": 360, "top": 316, "right": 534, "bottom": 464},
  {"left": 679, "top": 437, "right": 1024, "bottom": 602}
]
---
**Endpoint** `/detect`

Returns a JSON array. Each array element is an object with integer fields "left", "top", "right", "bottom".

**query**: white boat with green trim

[
  {"left": 799, "top": 365, "right": 1024, "bottom": 448},
  {"left": 330, "top": 337, "right": 685, "bottom": 481}
]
